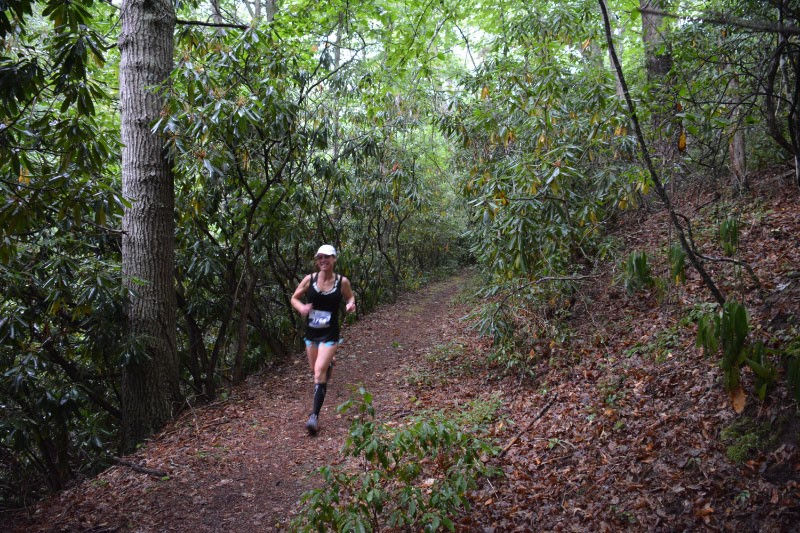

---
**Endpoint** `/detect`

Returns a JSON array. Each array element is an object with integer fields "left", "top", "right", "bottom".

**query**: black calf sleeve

[{"left": 313, "top": 382, "right": 327, "bottom": 416}]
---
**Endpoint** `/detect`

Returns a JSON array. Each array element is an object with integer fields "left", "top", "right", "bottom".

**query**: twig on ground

[
  {"left": 186, "top": 397, "right": 200, "bottom": 434},
  {"left": 112, "top": 457, "right": 168, "bottom": 478},
  {"left": 497, "top": 393, "right": 558, "bottom": 458}
]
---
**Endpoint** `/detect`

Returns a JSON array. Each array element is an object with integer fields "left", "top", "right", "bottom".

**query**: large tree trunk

[
  {"left": 640, "top": 0, "right": 673, "bottom": 81},
  {"left": 119, "top": 0, "right": 180, "bottom": 451}
]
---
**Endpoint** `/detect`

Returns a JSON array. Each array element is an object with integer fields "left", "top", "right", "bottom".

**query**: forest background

[{"left": 1, "top": 0, "right": 799, "bottom": 524}]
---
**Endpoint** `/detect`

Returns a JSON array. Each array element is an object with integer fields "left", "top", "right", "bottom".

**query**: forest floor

[{"left": 8, "top": 169, "right": 800, "bottom": 532}]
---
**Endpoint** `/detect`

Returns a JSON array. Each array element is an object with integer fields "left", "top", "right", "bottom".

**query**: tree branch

[
  {"left": 675, "top": 212, "right": 763, "bottom": 293},
  {"left": 599, "top": 0, "right": 726, "bottom": 306},
  {"left": 637, "top": 8, "right": 800, "bottom": 36},
  {"left": 176, "top": 19, "right": 248, "bottom": 31},
  {"left": 498, "top": 394, "right": 558, "bottom": 458},
  {"left": 112, "top": 457, "right": 168, "bottom": 478}
]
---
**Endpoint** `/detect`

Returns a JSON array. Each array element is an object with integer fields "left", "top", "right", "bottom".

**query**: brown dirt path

[{"left": 12, "top": 273, "right": 475, "bottom": 532}]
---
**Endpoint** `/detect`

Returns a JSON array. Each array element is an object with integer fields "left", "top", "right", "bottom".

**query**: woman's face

[{"left": 316, "top": 254, "right": 335, "bottom": 271}]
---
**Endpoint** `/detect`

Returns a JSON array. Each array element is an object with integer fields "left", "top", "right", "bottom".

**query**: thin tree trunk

[
  {"left": 729, "top": 95, "right": 748, "bottom": 193},
  {"left": 176, "top": 283, "right": 207, "bottom": 394},
  {"left": 210, "top": 0, "right": 223, "bottom": 25},
  {"left": 599, "top": 0, "right": 726, "bottom": 306},
  {"left": 119, "top": 0, "right": 180, "bottom": 451},
  {"left": 609, "top": 28, "right": 625, "bottom": 100},
  {"left": 233, "top": 242, "right": 255, "bottom": 383},
  {"left": 778, "top": 1, "right": 800, "bottom": 188}
]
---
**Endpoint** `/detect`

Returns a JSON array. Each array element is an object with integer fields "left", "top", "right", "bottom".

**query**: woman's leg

[
  {"left": 306, "top": 341, "right": 319, "bottom": 374},
  {"left": 306, "top": 342, "right": 337, "bottom": 435},
  {"left": 306, "top": 343, "right": 337, "bottom": 435},
  {"left": 313, "top": 343, "right": 337, "bottom": 384}
]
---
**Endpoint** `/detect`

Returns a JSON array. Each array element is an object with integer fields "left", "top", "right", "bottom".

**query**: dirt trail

[{"left": 13, "top": 274, "right": 472, "bottom": 532}]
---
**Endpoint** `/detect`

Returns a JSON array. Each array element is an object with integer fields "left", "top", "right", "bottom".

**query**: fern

[
  {"left": 719, "top": 218, "right": 740, "bottom": 257},
  {"left": 668, "top": 242, "right": 686, "bottom": 284},
  {"left": 623, "top": 250, "right": 654, "bottom": 294}
]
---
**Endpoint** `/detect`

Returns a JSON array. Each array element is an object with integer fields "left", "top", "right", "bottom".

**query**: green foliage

[
  {"left": 160, "top": 4, "right": 469, "bottom": 397},
  {"left": 720, "top": 417, "right": 775, "bottom": 463},
  {"left": 696, "top": 311, "right": 720, "bottom": 357},
  {"left": 747, "top": 343, "right": 776, "bottom": 402},
  {"left": 468, "top": 300, "right": 534, "bottom": 378},
  {"left": 438, "top": 0, "right": 640, "bottom": 337},
  {"left": 3, "top": 0, "right": 797, "bottom": 510},
  {"left": 668, "top": 242, "right": 686, "bottom": 285},
  {"left": 2, "top": 0, "right": 471, "bottom": 504},
  {"left": 292, "top": 387, "right": 499, "bottom": 532},
  {"left": 719, "top": 301, "right": 749, "bottom": 391},
  {"left": 719, "top": 218, "right": 740, "bottom": 257},
  {"left": 695, "top": 301, "right": 777, "bottom": 399},
  {"left": 623, "top": 250, "right": 654, "bottom": 294},
  {"left": 668, "top": 0, "right": 797, "bottom": 183},
  {"left": 1, "top": 0, "right": 124, "bottom": 504},
  {"left": 488, "top": 337, "right": 534, "bottom": 378}
]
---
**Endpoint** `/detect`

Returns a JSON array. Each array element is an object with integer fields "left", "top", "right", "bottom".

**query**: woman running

[{"left": 290, "top": 245, "right": 356, "bottom": 435}]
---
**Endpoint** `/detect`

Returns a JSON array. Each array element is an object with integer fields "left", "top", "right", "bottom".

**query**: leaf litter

[{"left": 7, "top": 170, "right": 800, "bottom": 532}]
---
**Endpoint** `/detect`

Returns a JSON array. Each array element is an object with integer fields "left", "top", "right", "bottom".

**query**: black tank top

[{"left": 305, "top": 273, "right": 342, "bottom": 342}]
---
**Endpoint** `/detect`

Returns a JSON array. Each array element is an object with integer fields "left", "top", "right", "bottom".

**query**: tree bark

[
  {"left": 640, "top": 0, "right": 673, "bottom": 80},
  {"left": 265, "top": 0, "right": 277, "bottom": 23},
  {"left": 119, "top": 0, "right": 180, "bottom": 451},
  {"left": 233, "top": 241, "right": 256, "bottom": 383},
  {"left": 728, "top": 77, "right": 748, "bottom": 192}
]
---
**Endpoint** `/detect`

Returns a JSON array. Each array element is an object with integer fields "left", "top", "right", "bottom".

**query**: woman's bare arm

[{"left": 291, "top": 275, "right": 313, "bottom": 316}]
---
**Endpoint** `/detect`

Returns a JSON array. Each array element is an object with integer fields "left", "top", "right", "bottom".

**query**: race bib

[{"left": 308, "top": 309, "right": 331, "bottom": 328}]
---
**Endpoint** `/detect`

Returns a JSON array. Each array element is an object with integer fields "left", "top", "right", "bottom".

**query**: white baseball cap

[{"left": 315, "top": 244, "right": 337, "bottom": 257}]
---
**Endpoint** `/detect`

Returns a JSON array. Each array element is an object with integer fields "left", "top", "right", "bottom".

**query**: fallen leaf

[
  {"left": 730, "top": 387, "right": 746, "bottom": 413},
  {"left": 694, "top": 503, "right": 713, "bottom": 517}
]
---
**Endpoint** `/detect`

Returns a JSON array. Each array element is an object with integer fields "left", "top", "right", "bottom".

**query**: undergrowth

[
  {"left": 291, "top": 387, "right": 500, "bottom": 532},
  {"left": 404, "top": 341, "right": 473, "bottom": 388},
  {"left": 720, "top": 417, "right": 777, "bottom": 463}
]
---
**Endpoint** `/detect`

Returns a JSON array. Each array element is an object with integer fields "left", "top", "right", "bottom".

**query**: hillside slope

[{"left": 463, "top": 169, "right": 799, "bottom": 531}]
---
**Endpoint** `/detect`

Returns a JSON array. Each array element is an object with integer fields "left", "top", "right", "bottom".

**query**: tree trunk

[
  {"left": 119, "top": 0, "right": 180, "bottom": 451},
  {"left": 728, "top": 76, "right": 748, "bottom": 192},
  {"left": 210, "top": 0, "right": 223, "bottom": 25},
  {"left": 265, "top": 0, "right": 277, "bottom": 22},
  {"left": 640, "top": 0, "right": 673, "bottom": 81},
  {"left": 640, "top": 0, "right": 676, "bottom": 175},
  {"left": 609, "top": 29, "right": 625, "bottom": 100},
  {"left": 233, "top": 241, "right": 256, "bottom": 383},
  {"left": 729, "top": 128, "right": 748, "bottom": 191}
]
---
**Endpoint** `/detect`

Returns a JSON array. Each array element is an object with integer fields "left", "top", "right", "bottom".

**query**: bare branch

[
  {"left": 176, "top": 19, "right": 248, "bottom": 31},
  {"left": 112, "top": 457, "right": 168, "bottom": 478},
  {"left": 675, "top": 212, "right": 763, "bottom": 293},
  {"left": 637, "top": 8, "right": 800, "bottom": 36},
  {"left": 498, "top": 394, "right": 558, "bottom": 458}
]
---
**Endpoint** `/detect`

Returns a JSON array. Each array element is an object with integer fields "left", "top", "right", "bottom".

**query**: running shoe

[{"left": 305, "top": 413, "right": 319, "bottom": 435}]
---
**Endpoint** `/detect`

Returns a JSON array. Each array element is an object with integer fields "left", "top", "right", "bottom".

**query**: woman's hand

[
  {"left": 341, "top": 277, "right": 356, "bottom": 314},
  {"left": 299, "top": 303, "right": 313, "bottom": 317}
]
